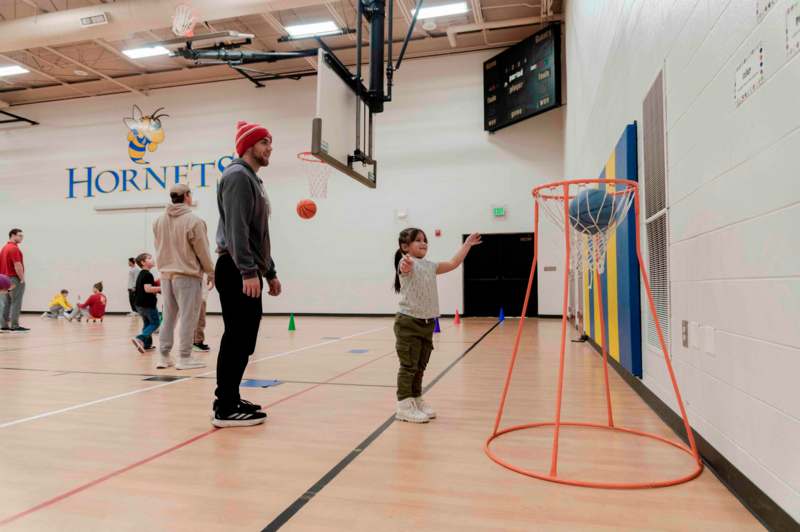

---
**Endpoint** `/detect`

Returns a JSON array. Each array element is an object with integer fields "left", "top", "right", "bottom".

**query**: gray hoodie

[{"left": 215, "top": 158, "right": 276, "bottom": 280}]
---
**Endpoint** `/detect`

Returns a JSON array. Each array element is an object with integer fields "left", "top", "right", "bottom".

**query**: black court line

[{"left": 262, "top": 320, "right": 501, "bottom": 532}]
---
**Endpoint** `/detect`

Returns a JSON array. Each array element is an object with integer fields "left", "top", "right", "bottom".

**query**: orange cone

[{"left": 454, "top": 309, "right": 461, "bottom": 325}]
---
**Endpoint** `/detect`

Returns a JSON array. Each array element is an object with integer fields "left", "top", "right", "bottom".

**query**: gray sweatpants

[
  {"left": 159, "top": 276, "right": 203, "bottom": 360},
  {"left": 0, "top": 277, "right": 25, "bottom": 328}
]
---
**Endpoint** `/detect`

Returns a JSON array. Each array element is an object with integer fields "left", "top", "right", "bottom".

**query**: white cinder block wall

[
  {"left": 565, "top": 0, "right": 799, "bottom": 520},
  {"left": 0, "top": 50, "right": 565, "bottom": 317}
]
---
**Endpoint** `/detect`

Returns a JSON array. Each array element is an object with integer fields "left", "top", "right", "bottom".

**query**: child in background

[
  {"left": 393, "top": 228, "right": 482, "bottom": 423},
  {"left": 131, "top": 253, "right": 161, "bottom": 353},
  {"left": 43, "top": 289, "right": 72, "bottom": 319},
  {"left": 66, "top": 282, "right": 107, "bottom": 322}
]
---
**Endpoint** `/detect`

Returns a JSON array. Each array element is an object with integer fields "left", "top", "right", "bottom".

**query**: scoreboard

[{"left": 484, "top": 24, "right": 562, "bottom": 132}]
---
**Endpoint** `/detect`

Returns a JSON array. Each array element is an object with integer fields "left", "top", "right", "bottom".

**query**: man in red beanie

[{"left": 211, "top": 120, "right": 282, "bottom": 427}]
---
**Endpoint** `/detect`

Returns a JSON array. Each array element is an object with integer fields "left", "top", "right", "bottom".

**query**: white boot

[
  {"left": 413, "top": 397, "right": 436, "bottom": 419},
  {"left": 396, "top": 398, "right": 429, "bottom": 423}
]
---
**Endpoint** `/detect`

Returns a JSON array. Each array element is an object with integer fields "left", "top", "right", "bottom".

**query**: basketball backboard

[{"left": 311, "top": 48, "right": 377, "bottom": 189}]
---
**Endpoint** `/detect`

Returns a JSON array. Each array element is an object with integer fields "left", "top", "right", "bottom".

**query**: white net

[
  {"left": 172, "top": 3, "right": 197, "bottom": 37},
  {"left": 535, "top": 181, "right": 635, "bottom": 277},
  {"left": 297, "top": 152, "right": 331, "bottom": 199}
]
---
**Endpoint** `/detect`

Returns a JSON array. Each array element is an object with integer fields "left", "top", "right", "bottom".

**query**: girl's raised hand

[
  {"left": 399, "top": 253, "right": 414, "bottom": 274},
  {"left": 465, "top": 233, "right": 482, "bottom": 247}
]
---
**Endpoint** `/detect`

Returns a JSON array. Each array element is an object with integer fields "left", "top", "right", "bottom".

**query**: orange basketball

[{"left": 296, "top": 199, "right": 317, "bottom": 219}]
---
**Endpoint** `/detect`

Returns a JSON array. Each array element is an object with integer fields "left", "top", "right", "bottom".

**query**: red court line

[{"left": 0, "top": 350, "right": 396, "bottom": 527}]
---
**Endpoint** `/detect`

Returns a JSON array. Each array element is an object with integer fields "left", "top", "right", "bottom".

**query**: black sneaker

[
  {"left": 11, "top": 326, "right": 30, "bottom": 333},
  {"left": 212, "top": 398, "right": 262, "bottom": 415},
  {"left": 212, "top": 405, "right": 267, "bottom": 428},
  {"left": 193, "top": 342, "right": 211, "bottom": 352}
]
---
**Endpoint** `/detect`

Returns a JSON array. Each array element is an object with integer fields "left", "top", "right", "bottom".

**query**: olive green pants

[{"left": 394, "top": 313, "right": 435, "bottom": 401}]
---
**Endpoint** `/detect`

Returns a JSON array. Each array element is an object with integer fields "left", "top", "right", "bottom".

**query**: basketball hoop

[
  {"left": 172, "top": 3, "right": 197, "bottom": 37},
  {"left": 297, "top": 151, "right": 331, "bottom": 199},
  {"left": 535, "top": 180, "right": 635, "bottom": 277},
  {"left": 485, "top": 178, "right": 702, "bottom": 490}
]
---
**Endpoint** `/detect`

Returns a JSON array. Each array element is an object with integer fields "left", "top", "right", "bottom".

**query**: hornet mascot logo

[{"left": 124, "top": 105, "right": 169, "bottom": 164}]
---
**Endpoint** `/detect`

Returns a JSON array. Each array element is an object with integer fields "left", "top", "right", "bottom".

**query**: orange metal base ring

[{"left": 485, "top": 421, "right": 703, "bottom": 489}]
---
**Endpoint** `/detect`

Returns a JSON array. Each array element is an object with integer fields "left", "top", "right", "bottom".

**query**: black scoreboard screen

[{"left": 483, "top": 24, "right": 561, "bottom": 132}]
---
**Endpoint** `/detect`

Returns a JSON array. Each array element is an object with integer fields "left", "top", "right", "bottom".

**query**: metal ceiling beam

[
  {"left": 18, "top": 0, "right": 49, "bottom": 15},
  {"left": 0, "top": 36, "right": 524, "bottom": 106},
  {"left": 324, "top": 0, "right": 356, "bottom": 43},
  {"left": 468, "top": 0, "right": 489, "bottom": 45},
  {"left": 258, "top": 12, "right": 316, "bottom": 69},
  {"left": 0, "top": 52, "right": 89, "bottom": 95},
  {"left": 23, "top": 49, "right": 66, "bottom": 73},
  {"left": 93, "top": 38, "right": 150, "bottom": 74},
  {"left": 18, "top": 0, "right": 149, "bottom": 77},
  {"left": 396, "top": 0, "right": 432, "bottom": 39},
  {"left": 41, "top": 45, "right": 148, "bottom": 96},
  {"left": 0, "top": 0, "right": 358, "bottom": 54}
]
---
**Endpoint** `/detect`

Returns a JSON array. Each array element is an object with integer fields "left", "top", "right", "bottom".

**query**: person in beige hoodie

[{"left": 153, "top": 183, "right": 215, "bottom": 370}]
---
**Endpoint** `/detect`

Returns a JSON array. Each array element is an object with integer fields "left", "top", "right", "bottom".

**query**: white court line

[{"left": 0, "top": 325, "right": 389, "bottom": 430}]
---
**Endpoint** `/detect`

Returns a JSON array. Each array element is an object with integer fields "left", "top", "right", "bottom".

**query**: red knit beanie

[{"left": 235, "top": 120, "right": 271, "bottom": 157}]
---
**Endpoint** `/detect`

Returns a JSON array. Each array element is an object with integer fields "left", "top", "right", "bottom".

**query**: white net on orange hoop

[
  {"left": 534, "top": 180, "right": 635, "bottom": 277},
  {"left": 172, "top": 3, "right": 197, "bottom": 37}
]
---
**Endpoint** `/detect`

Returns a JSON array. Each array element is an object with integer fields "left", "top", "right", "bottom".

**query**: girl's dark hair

[
  {"left": 393, "top": 228, "right": 427, "bottom": 293},
  {"left": 94, "top": 282, "right": 103, "bottom": 292}
]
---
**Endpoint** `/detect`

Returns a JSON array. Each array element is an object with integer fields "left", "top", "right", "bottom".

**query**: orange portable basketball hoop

[{"left": 485, "top": 178, "right": 703, "bottom": 489}]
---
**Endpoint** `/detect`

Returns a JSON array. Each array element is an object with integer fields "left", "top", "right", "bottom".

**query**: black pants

[
  {"left": 214, "top": 253, "right": 263, "bottom": 411},
  {"left": 128, "top": 289, "right": 136, "bottom": 312}
]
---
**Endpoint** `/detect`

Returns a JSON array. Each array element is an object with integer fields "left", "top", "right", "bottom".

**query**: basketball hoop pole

[
  {"left": 632, "top": 188, "right": 699, "bottom": 460},
  {"left": 548, "top": 182, "right": 570, "bottom": 475},
  {"left": 491, "top": 197, "right": 540, "bottom": 436}
]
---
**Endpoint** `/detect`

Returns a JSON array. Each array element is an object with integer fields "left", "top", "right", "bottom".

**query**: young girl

[
  {"left": 66, "top": 282, "right": 107, "bottom": 322},
  {"left": 393, "top": 228, "right": 482, "bottom": 423}
]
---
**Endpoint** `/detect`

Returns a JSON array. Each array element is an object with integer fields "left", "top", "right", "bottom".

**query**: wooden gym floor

[{"left": 0, "top": 315, "right": 762, "bottom": 531}]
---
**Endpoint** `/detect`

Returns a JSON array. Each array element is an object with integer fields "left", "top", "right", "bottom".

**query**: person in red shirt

[
  {"left": 0, "top": 228, "right": 28, "bottom": 332},
  {"left": 66, "top": 282, "right": 107, "bottom": 322}
]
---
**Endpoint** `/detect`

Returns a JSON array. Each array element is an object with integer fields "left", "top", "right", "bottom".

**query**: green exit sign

[{"left": 493, "top": 206, "right": 506, "bottom": 217}]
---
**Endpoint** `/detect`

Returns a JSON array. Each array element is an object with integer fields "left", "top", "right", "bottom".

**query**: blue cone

[
  {"left": 434, "top": 317, "right": 441, "bottom": 333},
  {"left": 499, "top": 307, "right": 505, "bottom": 322}
]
